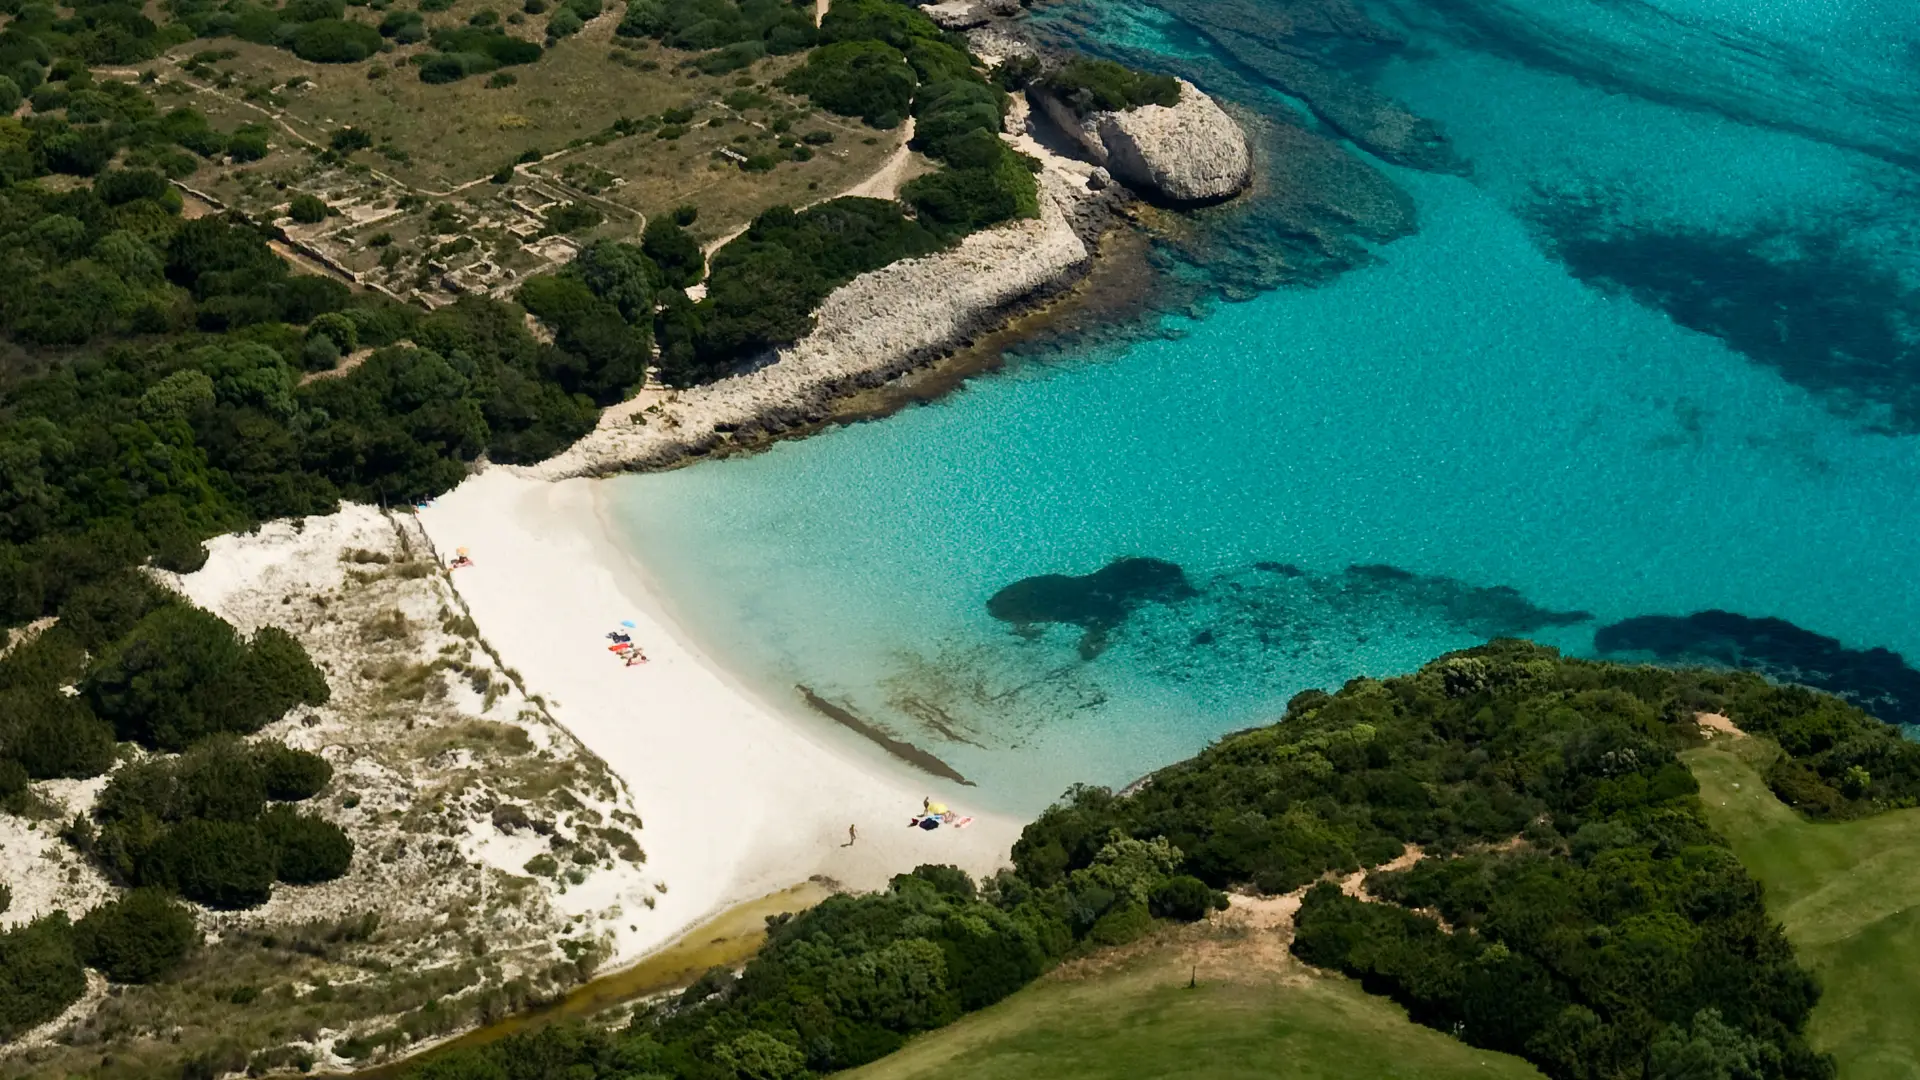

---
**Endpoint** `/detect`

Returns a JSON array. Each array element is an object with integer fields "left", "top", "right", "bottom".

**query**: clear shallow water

[{"left": 611, "top": 0, "right": 1920, "bottom": 812}]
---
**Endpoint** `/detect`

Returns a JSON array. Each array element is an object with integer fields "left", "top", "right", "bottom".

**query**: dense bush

[
  {"left": 641, "top": 218, "right": 703, "bottom": 289},
  {"left": 73, "top": 887, "right": 198, "bottom": 983},
  {"left": 82, "top": 735, "right": 347, "bottom": 906},
  {"left": 516, "top": 239, "right": 658, "bottom": 404},
  {"left": 260, "top": 804, "right": 354, "bottom": 883},
  {"left": 816, "top": 0, "right": 941, "bottom": 50},
  {"left": 83, "top": 603, "right": 328, "bottom": 751},
  {"left": 781, "top": 40, "right": 915, "bottom": 128},
  {"left": 1148, "top": 874, "right": 1222, "bottom": 921},
  {"left": 257, "top": 743, "right": 333, "bottom": 801},
  {"left": 0, "top": 914, "right": 86, "bottom": 1040},
  {"left": 418, "top": 27, "right": 543, "bottom": 82},
  {"left": 1038, "top": 57, "right": 1181, "bottom": 116},
  {"left": 408, "top": 853, "right": 1145, "bottom": 1080},
  {"left": 288, "top": 192, "right": 329, "bottom": 223},
  {"left": 1011, "top": 641, "right": 1849, "bottom": 1079},
  {"left": 145, "top": 818, "right": 277, "bottom": 908},
  {"left": 0, "top": 684, "right": 118, "bottom": 779},
  {"left": 290, "top": 18, "right": 383, "bottom": 62},
  {"left": 670, "top": 198, "right": 944, "bottom": 380},
  {"left": 615, "top": 0, "right": 817, "bottom": 57}
]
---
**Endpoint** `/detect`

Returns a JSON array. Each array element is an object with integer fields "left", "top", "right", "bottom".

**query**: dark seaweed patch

[
  {"left": 988, "top": 556, "right": 1587, "bottom": 664},
  {"left": 1253, "top": 561, "right": 1306, "bottom": 576},
  {"left": 987, "top": 557, "right": 1198, "bottom": 658},
  {"left": 1595, "top": 610, "right": 1920, "bottom": 726},
  {"left": 1536, "top": 198, "right": 1920, "bottom": 432},
  {"left": 1338, "top": 564, "right": 1592, "bottom": 636}
]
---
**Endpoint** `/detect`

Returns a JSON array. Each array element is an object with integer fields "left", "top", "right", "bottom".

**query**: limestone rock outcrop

[{"left": 1034, "top": 79, "right": 1251, "bottom": 204}]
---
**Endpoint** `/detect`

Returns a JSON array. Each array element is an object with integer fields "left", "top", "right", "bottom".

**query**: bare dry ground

[{"left": 132, "top": 14, "right": 904, "bottom": 306}]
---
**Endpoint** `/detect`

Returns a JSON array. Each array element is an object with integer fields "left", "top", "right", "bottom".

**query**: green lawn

[
  {"left": 1685, "top": 739, "right": 1920, "bottom": 1080},
  {"left": 846, "top": 946, "right": 1542, "bottom": 1080}
]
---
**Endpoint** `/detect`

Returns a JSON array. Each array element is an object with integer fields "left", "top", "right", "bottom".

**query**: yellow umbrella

[
  {"left": 457, "top": 547, "right": 470, "bottom": 555},
  {"left": 927, "top": 802, "right": 948, "bottom": 815}
]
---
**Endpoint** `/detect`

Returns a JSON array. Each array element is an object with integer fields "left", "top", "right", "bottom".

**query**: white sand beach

[{"left": 417, "top": 469, "right": 1021, "bottom": 959}]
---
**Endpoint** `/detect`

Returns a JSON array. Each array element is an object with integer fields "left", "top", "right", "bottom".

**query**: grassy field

[
  {"left": 143, "top": 19, "right": 900, "bottom": 231},
  {"left": 1685, "top": 736, "right": 1920, "bottom": 1080},
  {"left": 846, "top": 938, "right": 1542, "bottom": 1080}
]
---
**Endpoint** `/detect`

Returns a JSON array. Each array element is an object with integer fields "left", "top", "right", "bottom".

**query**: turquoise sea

[{"left": 610, "top": 0, "right": 1920, "bottom": 812}]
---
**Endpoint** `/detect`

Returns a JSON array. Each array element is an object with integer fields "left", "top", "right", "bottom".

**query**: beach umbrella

[
  {"left": 457, "top": 547, "right": 469, "bottom": 555},
  {"left": 927, "top": 802, "right": 948, "bottom": 815},
  {"left": 621, "top": 620, "right": 636, "bottom": 628}
]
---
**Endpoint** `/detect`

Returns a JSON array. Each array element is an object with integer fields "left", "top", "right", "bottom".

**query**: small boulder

[
  {"left": 1087, "top": 166, "right": 1112, "bottom": 190},
  {"left": 923, "top": 0, "right": 987, "bottom": 29}
]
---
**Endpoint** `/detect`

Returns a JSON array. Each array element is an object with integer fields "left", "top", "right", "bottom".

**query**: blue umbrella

[{"left": 620, "top": 620, "right": 636, "bottom": 628}]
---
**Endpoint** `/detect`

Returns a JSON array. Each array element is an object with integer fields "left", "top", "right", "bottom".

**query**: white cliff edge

[{"left": 1036, "top": 78, "right": 1252, "bottom": 204}]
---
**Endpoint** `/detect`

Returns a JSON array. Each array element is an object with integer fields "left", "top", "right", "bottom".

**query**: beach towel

[{"left": 952, "top": 816, "right": 974, "bottom": 829}]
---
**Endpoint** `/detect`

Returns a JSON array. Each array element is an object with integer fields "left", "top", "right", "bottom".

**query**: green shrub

[
  {"left": 1086, "top": 901, "right": 1155, "bottom": 946},
  {"left": 0, "top": 914, "right": 86, "bottom": 1040},
  {"left": 781, "top": 40, "right": 915, "bottom": 128},
  {"left": 258, "top": 744, "right": 333, "bottom": 801},
  {"left": 227, "top": 128, "right": 270, "bottom": 161},
  {"left": 0, "top": 687, "right": 117, "bottom": 779},
  {"left": 569, "top": 239, "right": 658, "bottom": 322},
  {"left": 307, "top": 311, "right": 360, "bottom": 353},
  {"left": 260, "top": 805, "right": 354, "bottom": 884},
  {"left": 288, "top": 193, "right": 329, "bottom": 223},
  {"left": 545, "top": 5, "right": 582, "bottom": 38},
  {"left": 303, "top": 333, "right": 342, "bottom": 372},
  {"left": 1147, "top": 875, "right": 1219, "bottom": 921},
  {"left": 74, "top": 888, "right": 198, "bottom": 983},
  {"left": 82, "top": 604, "right": 328, "bottom": 751},
  {"left": 291, "top": 19, "right": 385, "bottom": 63},
  {"left": 544, "top": 201, "right": 603, "bottom": 235},
  {"left": 144, "top": 819, "right": 276, "bottom": 908},
  {"left": 1038, "top": 57, "right": 1180, "bottom": 116},
  {"left": 641, "top": 218, "right": 703, "bottom": 289},
  {"left": 817, "top": 0, "right": 941, "bottom": 49},
  {"left": 329, "top": 126, "right": 374, "bottom": 154}
]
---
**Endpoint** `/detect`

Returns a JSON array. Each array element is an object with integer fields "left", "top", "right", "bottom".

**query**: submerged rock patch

[
  {"left": 1535, "top": 199, "right": 1920, "bottom": 433},
  {"left": 987, "top": 556, "right": 1198, "bottom": 658},
  {"left": 1595, "top": 610, "right": 1920, "bottom": 727}
]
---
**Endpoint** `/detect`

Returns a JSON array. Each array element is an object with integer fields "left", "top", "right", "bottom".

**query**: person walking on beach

[{"left": 845, "top": 824, "right": 857, "bottom": 847}]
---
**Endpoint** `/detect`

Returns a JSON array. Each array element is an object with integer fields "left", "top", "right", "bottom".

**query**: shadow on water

[
  {"left": 1595, "top": 610, "right": 1920, "bottom": 728},
  {"left": 1533, "top": 194, "right": 1920, "bottom": 433},
  {"left": 350, "top": 883, "right": 831, "bottom": 1079}
]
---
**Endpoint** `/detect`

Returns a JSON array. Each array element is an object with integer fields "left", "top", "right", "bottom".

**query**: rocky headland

[
  {"left": 524, "top": 13, "right": 1261, "bottom": 480},
  {"left": 1032, "top": 77, "right": 1254, "bottom": 204},
  {"left": 524, "top": 167, "right": 1104, "bottom": 479}
]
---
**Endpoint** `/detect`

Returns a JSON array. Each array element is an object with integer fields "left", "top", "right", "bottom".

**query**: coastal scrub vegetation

[
  {"left": 400, "top": 641, "right": 1916, "bottom": 1080},
  {"left": 1037, "top": 57, "right": 1181, "bottom": 117},
  {"left": 0, "top": 590, "right": 346, "bottom": 1034},
  {"left": 656, "top": 0, "right": 1041, "bottom": 383}
]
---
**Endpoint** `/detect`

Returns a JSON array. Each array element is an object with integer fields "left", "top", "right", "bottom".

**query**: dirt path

[
  {"left": 298, "top": 346, "right": 376, "bottom": 386},
  {"left": 1697, "top": 711, "right": 1748, "bottom": 739},
  {"left": 838, "top": 117, "right": 920, "bottom": 200},
  {"left": 699, "top": 117, "right": 921, "bottom": 262}
]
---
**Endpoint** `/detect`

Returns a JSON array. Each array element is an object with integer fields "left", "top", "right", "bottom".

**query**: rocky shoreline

[
  {"left": 523, "top": 166, "right": 1122, "bottom": 479},
  {"left": 517, "top": 16, "right": 1258, "bottom": 481}
]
